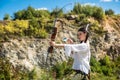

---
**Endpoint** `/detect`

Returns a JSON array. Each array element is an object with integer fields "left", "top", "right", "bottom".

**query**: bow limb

[
  {"left": 45, "top": 19, "right": 57, "bottom": 66},
  {"left": 46, "top": 3, "right": 72, "bottom": 66},
  {"left": 47, "top": 3, "right": 72, "bottom": 53},
  {"left": 47, "top": 18, "right": 57, "bottom": 53}
]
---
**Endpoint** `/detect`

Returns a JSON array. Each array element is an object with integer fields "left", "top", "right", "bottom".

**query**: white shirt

[{"left": 64, "top": 42, "right": 91, "bottom": 74}]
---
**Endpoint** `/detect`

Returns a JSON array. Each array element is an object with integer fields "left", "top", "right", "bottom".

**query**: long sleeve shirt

[{"left": 64, "top": 42, "right": 91, "bottom": 74}]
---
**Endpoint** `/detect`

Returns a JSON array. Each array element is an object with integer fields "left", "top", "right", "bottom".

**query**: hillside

[
  {"left": 0, "top": 15, "right": 120, "bottom": 79},
  {"left": 0, "top": 3, "right": 120, "bottom": 80}
]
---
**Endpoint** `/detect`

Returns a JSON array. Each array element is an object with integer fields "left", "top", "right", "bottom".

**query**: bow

[
  {"left": 47, "top": 18, "right": 57, "bottom": 53},
  {"left": 47, "top": 3, "right": 72, "bottom": 53},
  {"left": 46, "top": 3, "right": 72, "bottom": 65}
]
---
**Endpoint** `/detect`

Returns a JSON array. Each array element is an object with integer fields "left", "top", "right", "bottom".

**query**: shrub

[
  {"left": 3, "top": 14, "right": 11, "bottom": 20},
  {"left": 99, "top": 55, "right": 111, "bottom": 66},
  {"left": 72, "top": 3, "right": 105, "bottom": 20},
  {"left": 90, "top": 56, "right": 102, "bottom": 73},
  {"left": 0, "top": 20, "right": 29, "bottom": 39},
  {"left": 92, "top": 6, "right": 105, "bottom": 20},
  {"left": 99, "top": 55, "right": 115, "bottom": 76},
  {"left": 51, "top": 58, "right": 73, "bottom": 79},
  {"left": 0, "top": 58, "right": 11, "bottom": 80},
  {"left": 105, "top": 9, "right": 114, "bottom": 15},
  {"left": 101, "top": 66, "right": 112, "bottom": 76},
  {"left": 35, "top": 28, "right": 48, "bottom": 38},
  {"left": 0, "top": 57, "right": 37, "bottom": 80},
  {"left": 91, "top": 21, "right": 106, "bottom": 36}
]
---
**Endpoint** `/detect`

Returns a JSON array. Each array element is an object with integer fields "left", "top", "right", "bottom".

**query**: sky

[{"left": 0, "top": 0, "right": 120, "bottom": 20}]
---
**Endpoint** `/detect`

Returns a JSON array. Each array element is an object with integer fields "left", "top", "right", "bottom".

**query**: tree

[
  {"left": 92, "top": 6, "right": 105, "bottom": 20},
  {"left": 82, "top": 5, "right": 94, "bottom": 16},
  {"left": 14, "top": 6, "right": 35, "bottom": 20},
  {"left": 105, "top": 9, "right": 114, "bottom": 15},
  {"left": 3, "top": 14, "right": 10, "bottom": 20},
  {"left": 73, "top": 3, "right": 82, "bottom": 14},
  {"left": 14, "top": 10, "right": 25, "bottom": 20},
  {"left": 34, "top": 10, "right": 50, "bottom": 19},
  {"left": 51, "top": 7, "right": 64, "bottom": 18}
]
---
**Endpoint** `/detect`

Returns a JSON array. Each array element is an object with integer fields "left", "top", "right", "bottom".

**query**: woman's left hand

[
  {"left": 49, "top": 41, "right": 56, "bottom": 46},
  {"left": 67, "top": 38, "right": 73, "bottom": 44}
]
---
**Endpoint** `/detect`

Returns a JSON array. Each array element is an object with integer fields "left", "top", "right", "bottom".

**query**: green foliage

[
  {"left": 99, "top": 56, "right": 113, "bottom": 76},
  {"left": 35, "top": 10, "right": 50, "bottom": 19},
  {"left": 101, "top": 66, "right": 112, "bottom": 76},
  {"left": 105, "top": 9, "right": 114, "bottom": 15},
  {"left": 40, "top": 72, "right": 53, "bottom": 80},
  {"left": 35, "top": 28, "right": 48, "bottom": 38},
  {"left": 0, "top": 57, "right": 37, "bottom": 80},
  {"left": 72, "top": 3, "right": 105, "bottom": 20},
  {"left": 115, "top": 56, "right": 120, "bottom": 67},
  {"left": 0, "top": 55, "right": 119, "bottom": 80},
  {"left": 3, "top": 20, "right": 28, "bottom": 35},
  {"left": 14, "top": 6, "right": 50, "bottom": 20},
  {"left": 14, "top": 10, "right": 25, "bottom": 20},
  {"left": 73, "top": 3, "right": 82, "bottom": 14},
  {"left": 82, "top": 5, "right": 94, "bottom": 16},
  {"left": 92, "top": 6, "right": 105, "bottom": 20},
  {"left": 0, "top": 58, "right": 11, "bottom": 80},
  {"left": 44, "top": 21, "right": 53, "bottom": 33},
  {"left": 0, "top": 20, "right": 29, "bottom": 41},
  {"left": 51, "top": 58, "right": 73, "bottom": 79},
  {"left": 51, "top": 7, "right": 64, "bottom": 18},
  {"left": 0, "top": 19, "right": 48, "bottom": 41},
  {"left": 91, "top": 73, "right": 117, "bottom": 80},
  {"left": 75, "top": 14, "right": 86, "bottom": 23},
  {"left": 14, "top": 6, "right": 35, "bottom": 20},
  {"left": 99, "top": 55, "right": 111, "bottom": 66},
  {"left": 3, "top": 14, "right": 11, "bottom": 20},
  {"left": 90, "top": 55, "right": 119, "bottom": 79},
  {"left": 91, "top": 21, "right": 107, "bottom": 36},
  {"left": 27, "top": 19, "right": 48, "bottom": 38},
  {"left": 90, "top": 56, "right": 102, "bottom": 73},
  {"left": 14, "top": 4, "right": 68, "bottom": 20},
  {"left": 39, "top": 55, "right": 119, "bottom": 80}
]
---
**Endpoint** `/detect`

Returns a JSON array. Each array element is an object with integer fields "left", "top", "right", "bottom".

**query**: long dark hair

[{"left": 78, "top": 26, "right": 89, "bottom": 43}]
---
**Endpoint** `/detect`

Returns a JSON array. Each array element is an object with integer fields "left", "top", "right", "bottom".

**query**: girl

[{"left": 50, "top": 26, "right": 91, "bottom": 80}]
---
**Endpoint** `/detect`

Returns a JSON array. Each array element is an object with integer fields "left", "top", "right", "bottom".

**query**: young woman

[{"left": 50, "top": 27, "right": 91, "bottom": 80}]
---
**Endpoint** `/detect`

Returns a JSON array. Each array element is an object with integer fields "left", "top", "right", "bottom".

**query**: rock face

[
  {"left": 0, "top": 18, "right": 120, "bottom": 72},
  {"left": 90, "top": 31, "right": 120, "bottom": 60},
  {"left": 0, "top": 38, "right": 67, "bottom": 71}
]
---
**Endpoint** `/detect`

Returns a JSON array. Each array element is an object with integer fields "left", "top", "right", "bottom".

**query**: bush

[
  {"left": 0, "top": 20, "right": 29, "bottom": 41},
  {"left": 75, "top": 14, "right": 86, "bottom": 23},
  {"left": 0, "top": 57, "right": 37, "bottom": 80},
  {"left": 101, "top": 66, "right": 112, "bottom": 76},
  {"left": 90, "top": 56, "right": 102, "bottom": 73},
  {"left": 99, "top": 55, "right": 115, "bottom": 76},
  {"left": 0, "top": 58, "right": 11, "bottom": 80},
  {"left": 105, "top": 9, "right": 114, "bottom": 15},
  {"left": 51, "top": 58, "right": 73, "bottom": 79},
  {"left": 72, "top": 3, "right": 105, "bottom": 20},
  {"left": 99, "top": 55, "right": 111, "bottom": 66},
  {"left": 3, "top": 14, "right": 11, "bottom": 20},
  {"left": 91, "top": 21, "right": 106, "bottom": 36},
  {"left": 92, "top": 6, "right": 105, "bottom": 20},
  {"left": 35, "top": 28, "right": 48, "bottom": 38}
]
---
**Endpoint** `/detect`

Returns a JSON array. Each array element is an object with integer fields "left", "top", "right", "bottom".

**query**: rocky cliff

[{"left": 0, "top": 16, "right": 120, "bottom": 72}]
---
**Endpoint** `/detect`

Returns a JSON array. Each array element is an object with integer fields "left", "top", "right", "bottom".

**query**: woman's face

[{"left": 77, "top": 31, "right": 87, "bottom": 41}]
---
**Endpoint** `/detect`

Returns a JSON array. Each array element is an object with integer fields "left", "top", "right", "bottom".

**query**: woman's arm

[
  {"left": 50, "top": 41, "right": 64, "bottom": 47},
  {"left": 54, "top": 44, "right": 65, "bottom": 47},
  {"left": 50, "top": 38, "right": 73, "bottom": 48}
]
